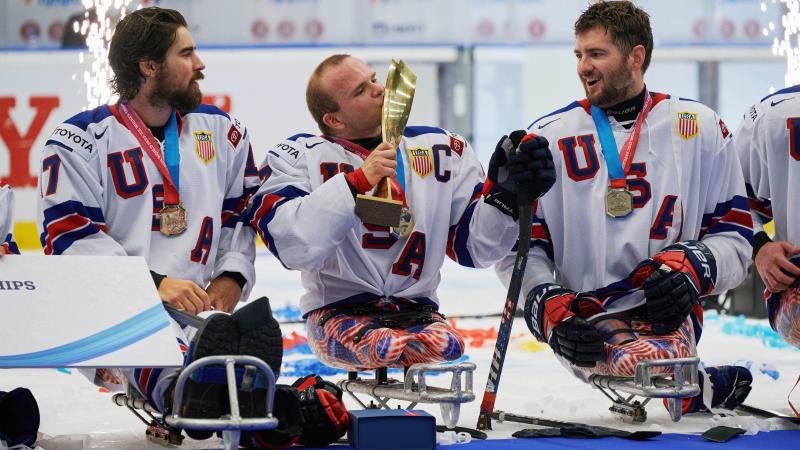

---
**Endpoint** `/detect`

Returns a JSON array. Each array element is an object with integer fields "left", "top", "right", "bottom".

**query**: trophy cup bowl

[{"left": 354, "top": 59, "right": 417, "bottom": 228}]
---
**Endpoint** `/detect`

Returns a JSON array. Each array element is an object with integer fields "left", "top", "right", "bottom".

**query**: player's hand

[
  {"left": 206, "top": 275, "right": 242, "bottom": 313},
  {"left": 507, "top": 134, "right": 556, "bottom": 199},
  {"left": 360, "top": 141, "right": 397, "bottom": 187},
  {"left": 755, "top": 241, "right": 800, "bottom": 292},
  {"left": 548, "top": 316, "right": 605, "bottom": 368},
  {"left": 487, "top": 130, "right": 527, "bottom": 192},
  {"left": 0, "top": 247, "right": 6, "bottom": 257},
  {"left": 158, "top": 277, "right": 211, "bottom": 315},
  {"left": 642, "top": 268, "right": 696, "bottom": 333}
]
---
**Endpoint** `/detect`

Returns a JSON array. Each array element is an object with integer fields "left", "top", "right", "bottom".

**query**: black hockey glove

[
  {"left": 485, "top": 130, "right": 527, "bottom": 219},
  {"left": 243, "top": 375, "right": 349, "bottom": 449},
  {"left": 293, "top": 375, "right": 349, "bottom": 447},
  {"left": 548, "top": 316, "right": 605, "bottom": 368},
  {"left": 642, "top": 268, "right": 697, "bottom": 334},
  {"left": 243, "top": 386, "right": 304, "bottom": 449},
  {"left": 508, "top": 134, "right": 556, "bottom": 199},
  {"left": 629, "top": 241, "right": 715, "bottom": 333},
  {"left": 0, "top": 388, "right": 39, "bottom": 448},
  {"left": 524, "top": 284, "right": 604, "bottom": 367}
]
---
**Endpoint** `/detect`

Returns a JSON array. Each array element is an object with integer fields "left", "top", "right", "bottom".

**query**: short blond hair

[{"left": 306, "top": 54, "right": 351, "bottom": 134}]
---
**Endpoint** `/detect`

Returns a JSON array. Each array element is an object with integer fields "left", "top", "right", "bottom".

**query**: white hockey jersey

[
  {"left": 496, "top": 93, "right": 753, "bottom": 313},
  {"left": 37, "top": 104, "right": 259, "bottom": 298},
  {"left": 1, "top": 185, "right": 18, "bottom": 254},
  {"left": 734, "top": 85, "right": 800, "bottom": 246},
  {"left": 248, "top": 126, "right": 518, "bottom": 315}
]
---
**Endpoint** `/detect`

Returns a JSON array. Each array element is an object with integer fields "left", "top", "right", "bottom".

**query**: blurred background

[{"left": 0, "top": 0, "right": 789, "bottom": 316}]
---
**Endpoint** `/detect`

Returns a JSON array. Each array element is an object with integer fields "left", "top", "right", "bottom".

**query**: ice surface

[{"left": 2, "top": 251, "right": 799, "bottom": 449}]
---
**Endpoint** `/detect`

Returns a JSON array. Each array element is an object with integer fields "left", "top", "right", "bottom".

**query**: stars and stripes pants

[
  {"left": 306, "top": 302, "right": 465, "bottom": 372},
  {"left": 567, "top": 314, "right": 697, "bottom": 381},
  {"left": 767, "top": 287, "right": 800, "bottom": 349}
]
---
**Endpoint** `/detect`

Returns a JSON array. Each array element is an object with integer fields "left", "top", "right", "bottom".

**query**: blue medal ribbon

[
  {"left": 164, "top": 110, "right": 180, "bottom": 192},
  {"left": 590, "top": 106, "right": 625, "bottom": 180},
  {"left": 395, "top": 145, "right": 406, "bottom": 192}
]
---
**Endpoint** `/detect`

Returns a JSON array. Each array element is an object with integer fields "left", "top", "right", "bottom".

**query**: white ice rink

[{"left": 2, "top": 250, "right": 799, "bottom": 449}]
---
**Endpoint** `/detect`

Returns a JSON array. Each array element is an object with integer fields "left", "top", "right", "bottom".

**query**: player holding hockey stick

[{"left": 497, "top": 1, "right": 753, "bottom": 417}]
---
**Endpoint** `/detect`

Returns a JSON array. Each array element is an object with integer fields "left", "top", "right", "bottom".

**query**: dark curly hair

[
  {"left": 108, "top": 7, "right": 187, "bottom": 100},
  {"left": 575, "top": 1, "right": 653, "bottom": 73}
]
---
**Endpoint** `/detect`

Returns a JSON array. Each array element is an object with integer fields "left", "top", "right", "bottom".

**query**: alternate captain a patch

[
  {"left": 194, "top": 131, "right": 215, "bottom": 163},
  {"left": 408, "top": 147, "right": 433, "bottom": 178},
  {"left": 676, "top": 112, "right": 699, "bottom": 140}
]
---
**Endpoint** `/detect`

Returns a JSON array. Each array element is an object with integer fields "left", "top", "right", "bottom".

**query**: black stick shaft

[{"left": 476, "top": 202, "right": 533, "bottom": 430}]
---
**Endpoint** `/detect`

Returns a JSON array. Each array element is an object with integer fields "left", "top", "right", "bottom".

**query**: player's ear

[
  {"left": 322, "top": 111, "right": 343, "bottom": 131},
  {"left": 629, "top": 45, "right": 646, "bottom": 72},
  {"left": 138, "top": 59, "right": 159, "bottom": 79}
]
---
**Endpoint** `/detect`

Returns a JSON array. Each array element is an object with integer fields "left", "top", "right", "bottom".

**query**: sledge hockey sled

[
  {"left": 588, "top": 356, "right": 700, "bottom": 423},
  {"left": 338, "top": 362, "right": 476, "bottom": 429},
  {"left": 113, "top": 354, "right": 278, "bottom": 450}
]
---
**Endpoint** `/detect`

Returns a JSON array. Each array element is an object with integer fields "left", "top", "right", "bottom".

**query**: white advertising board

[{"left": 0, "top": 255, "right": 183, "bottom": 367}]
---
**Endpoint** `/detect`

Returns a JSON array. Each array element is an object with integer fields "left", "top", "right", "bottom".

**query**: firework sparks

[
  {"left": 767, "top": 0, "right": 800, "bottom": 88},
  {"left": 80, "top": 0, "right": 134, "bottom": 110}
]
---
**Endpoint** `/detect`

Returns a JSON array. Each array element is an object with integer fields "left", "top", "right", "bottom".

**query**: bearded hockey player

[
  {"left": 36, "top": 7, "right": 281, "bottom": 438},
  {"left": 497, "top": 1, "right": 753, "bottom": 415},
  {"left": 248, "top": 54, "right": 555, "bottom": 372},
  {"left": 735, "top": 86, "right": 800, "bottom": 349}
]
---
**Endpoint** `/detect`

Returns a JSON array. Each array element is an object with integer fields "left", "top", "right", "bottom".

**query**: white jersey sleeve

[
  {"left": 248, "top": 136, "right": 359, "bottom": 272},
  {"left": 696, "top": 110, "right": 753, "bottom": 293},
  {"left": 444, "top": 134, "right": 518, "bottom": 269},
  {"left": 37, "top": 116, "right": 128, "bottom": 256},
  {"left": 734, "top": 102, "right": 769, "bottom": 235},
  {"left": 211, "top": 119, "right": 258, "bottom": 299}
]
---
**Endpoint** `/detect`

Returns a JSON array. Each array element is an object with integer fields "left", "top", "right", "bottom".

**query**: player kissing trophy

[{"left": 354, "top": 59, "right": 416, "bottom": 237}]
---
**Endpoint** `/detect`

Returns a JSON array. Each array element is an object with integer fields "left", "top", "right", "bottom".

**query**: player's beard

[
  {"left": 584, "top": 61, "right": 635, "bottom": 108},
  {"left": 154, "top": 71, "right": 204, "bottom": 112}
]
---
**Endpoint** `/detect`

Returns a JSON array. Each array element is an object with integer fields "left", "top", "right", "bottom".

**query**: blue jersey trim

[
  {"left": 287, "top": 133, "right": 315, "bottom": 142},
  {"left": 45, "top": 139, "right": 74, "bottom": 153},
  {"left": 528, "top": 101, "right": 582, "bottom": 129},
  {"left": 183, "top": 104, "right": 230, "bottom": 119},
  {"left": 760, "top": 84, "right": 800, "bottom": 103},
  {"left": 404, "top": 126, "right": 446, "bottom": 138},
  {"left": 63, "top": 106, "right": 113, "bottom": 131}
]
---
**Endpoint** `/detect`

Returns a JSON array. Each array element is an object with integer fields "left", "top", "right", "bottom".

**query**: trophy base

[{"left": 355, "top": 194, "right": 403, "bottom": 228}]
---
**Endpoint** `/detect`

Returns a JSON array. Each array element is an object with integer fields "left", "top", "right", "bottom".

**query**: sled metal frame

[
  {"left": 338, "top": 362, "right": 476, "bottom": 429},
  {"left": 589, "top": 357, "right": 700, "bottom": 423},
  {"left": 113, "top": 355, "right": 278, "bottom": 450}
]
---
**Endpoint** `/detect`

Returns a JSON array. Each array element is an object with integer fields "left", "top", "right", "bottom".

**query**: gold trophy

[{"left": 354, "top": 59, "right": 417, "bottom": 232}]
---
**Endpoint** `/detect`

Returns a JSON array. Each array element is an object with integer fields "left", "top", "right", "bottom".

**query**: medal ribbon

[
  {"left": 325, "top": 135, "right": 407, "bottom": 206},
  {"left": 590, "top": 91, "right": 652, "bottom": 189},
  {"left": 164, "top": 111, "right": 180, "bottom": 194},
  {"left": 118, "top": 102, "right": 181, "bottom": 205}
]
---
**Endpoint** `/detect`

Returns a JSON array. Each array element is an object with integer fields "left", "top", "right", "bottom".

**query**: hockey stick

[
  {"left": 736, "top": 404, "right": 800, "bottom": 423},
  {"left": 476, "top": 187, "right": 534, "bottom": 430},
  {"left": 276, "top": 310, "right": 517, "bottom": 325},
  {"left": 162, "top": 303, "right": 205, "bottom": 328},
  {"left": 492, "top": 411, "right": 661, "bottom": 440}
]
